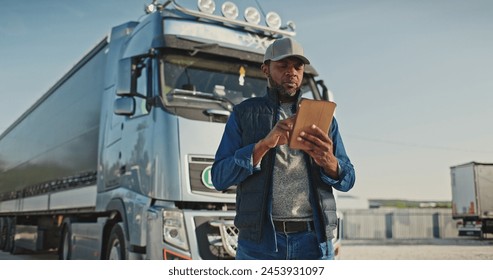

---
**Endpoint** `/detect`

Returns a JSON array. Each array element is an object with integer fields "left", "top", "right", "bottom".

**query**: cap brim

[{"left": 270, "top": 54, "right": 310, "bottom": 65}]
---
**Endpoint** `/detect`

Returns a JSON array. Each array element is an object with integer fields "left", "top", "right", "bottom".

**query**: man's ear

[{"left": 261, "top": 63, "right": 269, "bottom": 78}]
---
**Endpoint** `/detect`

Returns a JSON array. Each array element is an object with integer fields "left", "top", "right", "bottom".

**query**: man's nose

[{"left": 285, "top": 65, "right": 297, "bottom": 76}]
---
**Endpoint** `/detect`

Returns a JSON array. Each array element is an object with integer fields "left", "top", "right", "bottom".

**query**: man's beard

[{"left": 268, "top": 76, "right": 299, "bottom": 99}]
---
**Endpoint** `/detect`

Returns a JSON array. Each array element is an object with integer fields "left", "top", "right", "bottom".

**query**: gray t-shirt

[{"left": 271, "top": 102, "right": 313, "bottom": 222}]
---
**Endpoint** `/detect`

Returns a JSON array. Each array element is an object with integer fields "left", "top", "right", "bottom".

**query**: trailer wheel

[
  {"left": 59, "top": 225, "right": 72, "bottom": 260},
  {"left": 106, "top": 223, "right": 126, "bottom": 260}
]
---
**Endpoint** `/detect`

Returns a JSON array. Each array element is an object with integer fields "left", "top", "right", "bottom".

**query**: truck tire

[
  {"left": 106, "top": 223, "right": 126, "bottom": 260},
  {"left": 59, "top": 224, "right": 72, "bottom": 260}
]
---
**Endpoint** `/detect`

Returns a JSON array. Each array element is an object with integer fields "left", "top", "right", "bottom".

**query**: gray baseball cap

[{"left": 263, "top": 37, "right": 310, "bottom": 64}]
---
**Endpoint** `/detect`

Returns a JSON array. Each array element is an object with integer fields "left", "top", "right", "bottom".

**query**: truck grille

[
  {"left": 210, "top": 219, "right": 238, "bottom": 258},
  {"left": 194, "top": 216, "right": 237, "bottom": 259},
  {"left": 188, "top": 156, "right": 235, "bottom": 194}
]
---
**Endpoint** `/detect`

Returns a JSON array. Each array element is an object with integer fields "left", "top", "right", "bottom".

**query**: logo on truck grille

[
  {"left": 189, "top": 156, "right": 234, "bottom": 194},
  {"left": 201, "top": 166, "right": 215, "bottom": 190}
]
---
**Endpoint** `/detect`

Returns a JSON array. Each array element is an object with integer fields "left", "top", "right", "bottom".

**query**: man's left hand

[{"left": 295, "top": 124, "right": 339, "bottom": 179}]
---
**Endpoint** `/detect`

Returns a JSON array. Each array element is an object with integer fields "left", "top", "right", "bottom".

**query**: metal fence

[{"left": 340, "top": 208, "right": 458, "bottom": 240}]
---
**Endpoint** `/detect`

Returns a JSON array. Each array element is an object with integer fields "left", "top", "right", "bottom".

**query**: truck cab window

[{"left": 300, "top": 83, "right": 315, "bottom": 100}]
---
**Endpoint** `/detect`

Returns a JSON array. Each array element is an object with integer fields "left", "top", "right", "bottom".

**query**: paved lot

[
  {"left": 0, "top": 250, "right": 57, "bottom": 260},
  {"left": 339, "top": 238, "right": 493, "bottom": 260},
  {"left": 1, "top": 238, "right": 492, "bottom": 260}
]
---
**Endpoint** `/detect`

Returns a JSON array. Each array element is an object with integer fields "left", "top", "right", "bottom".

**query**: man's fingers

[
  {"left": 309, "top": 124, "right": 330, "bottom": 141},
  {"left": 298, "top": 131, "right": 325, "bottom": 149},
  {"left": 277, "top": 119, "right": 294, "bottom": 131}
]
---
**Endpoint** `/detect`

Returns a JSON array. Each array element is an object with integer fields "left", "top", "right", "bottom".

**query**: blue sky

[{"left": 1, "top": 0, "right": 492, "bottom": 201}]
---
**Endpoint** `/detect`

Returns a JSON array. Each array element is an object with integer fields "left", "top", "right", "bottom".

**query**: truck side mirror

[
  {"left": 114, "top": 97, "right": 136, "bottom": 116},
  {"left": 316, "top": 80, "right": 329, "bottom": 101},
  {"left": 116, "top": 58, "right": 132, "bottom": 96},
  {"left": 316, "top": 80, "right": 334, "bottom": 101}
]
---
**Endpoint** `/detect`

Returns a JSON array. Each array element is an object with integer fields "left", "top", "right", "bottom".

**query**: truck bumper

[
  {"left": 146, "top": 206, "right": 236, "bottom": 260},
  {"left": 458, "top": 228, "right": 482, "bottom": 237}
]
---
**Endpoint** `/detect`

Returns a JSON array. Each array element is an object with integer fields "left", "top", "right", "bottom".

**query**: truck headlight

[{"left": 163, "top": 210, "right": 189, "bottom": 251}]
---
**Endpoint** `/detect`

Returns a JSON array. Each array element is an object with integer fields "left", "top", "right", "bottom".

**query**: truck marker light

[{"left": 163, "top": 248, "right": 191, "bottom": 260}]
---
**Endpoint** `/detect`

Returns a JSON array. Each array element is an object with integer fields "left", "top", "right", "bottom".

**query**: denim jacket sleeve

[
  {"left": 320, "top": 118, "right": 356, "bottom": 192},
  {"left": 211, "top": 112, "right": 256, "bottom": 191}
]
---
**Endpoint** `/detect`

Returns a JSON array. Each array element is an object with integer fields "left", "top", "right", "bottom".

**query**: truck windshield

[
  {"left": 160, "top": 54, "right": 318, "bottom": 123},
  {"left": 161, "top": 54, "right": 265, "bottom": 119}
]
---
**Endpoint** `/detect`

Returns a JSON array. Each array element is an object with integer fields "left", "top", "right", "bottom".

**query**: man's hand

[
  {"left": 263, "top": 117, "right": 295, "bottom": 148},
  {"left": 295, "top": 124, "right": 339, "bottom": 179},
  {"left": 253, "top": 117, "right": 295, "bottom": 166}
]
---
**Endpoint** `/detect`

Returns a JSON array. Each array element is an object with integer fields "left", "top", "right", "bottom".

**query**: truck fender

[{"left": 104, "top": 199, "right": 130, "bottom": 243}]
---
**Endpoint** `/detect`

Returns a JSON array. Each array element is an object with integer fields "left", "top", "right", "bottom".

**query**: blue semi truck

[{"left": 0, "top": 0, "right": 340, "bottom": 259}]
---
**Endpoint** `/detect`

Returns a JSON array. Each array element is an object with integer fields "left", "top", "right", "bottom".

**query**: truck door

[
  {"left": 118, "top": 57, "right": 155, "bottom": 195},
  {"left": 101, "top": 88, "right": 124, "bottom": 190}
]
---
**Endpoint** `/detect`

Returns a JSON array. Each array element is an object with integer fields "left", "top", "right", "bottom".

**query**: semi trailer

[
  {"left": 450, "top": 162, "right": 493, "bottom": 238},
  {"left": 0, "top": 0, "right": 340, "bottom": 259}
]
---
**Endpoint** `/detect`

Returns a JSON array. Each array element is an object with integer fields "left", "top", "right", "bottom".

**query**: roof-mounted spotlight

[
  {"left": 198, "top": 0, "right": 216, "bottom": 14},
  {"left": 145, "top": 0, "right": 158, "bottom": 14},
  {"left": 266, "top": 11, "right": 281, "bottom": 29},
  {"left": 221, "top": 2, "right": 239, "bottom": 19},
  {"left": 244, "top": 7, "right": 261, "bottom": 24},
  {"left": 286, "top": 20, "right": 296, "bottom": 32},
  {"left": 145, "top": 4, "right": 156, "bottom": 14},
  {"left": 145, "top": 0, "right": 171, "bottom": 14}
]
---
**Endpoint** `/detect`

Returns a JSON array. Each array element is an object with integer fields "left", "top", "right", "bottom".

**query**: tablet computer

[{"left": 289, "top": 98, "right": 336, "bottom": 150}]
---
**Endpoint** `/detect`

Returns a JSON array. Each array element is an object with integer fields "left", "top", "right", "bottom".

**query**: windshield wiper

[{"left": 167, "top": 88, "right": 234, "bottom": 111}]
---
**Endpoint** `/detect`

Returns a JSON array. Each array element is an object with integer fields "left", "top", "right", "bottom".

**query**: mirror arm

[{"left": 316, "top": 80, "right": 329, "bottom": 100}]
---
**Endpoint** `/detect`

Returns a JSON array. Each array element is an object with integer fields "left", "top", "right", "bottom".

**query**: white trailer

[{"left": 450, "top": 162, "right": 493, "bottom": 238}]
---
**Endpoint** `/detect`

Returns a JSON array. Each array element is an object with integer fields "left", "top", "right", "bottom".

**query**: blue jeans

[{"left": 236, "top": 231, "right": 334, "bottom": 260}]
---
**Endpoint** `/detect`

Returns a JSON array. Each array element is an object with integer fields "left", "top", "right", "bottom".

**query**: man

[{"left": 212, "top": 37, "right": 355, "bottom": 260}]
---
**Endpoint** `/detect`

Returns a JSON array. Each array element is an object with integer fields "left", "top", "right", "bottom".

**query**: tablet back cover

[{"left": 289, "top": 99, "right": 336, "bottom": 149}]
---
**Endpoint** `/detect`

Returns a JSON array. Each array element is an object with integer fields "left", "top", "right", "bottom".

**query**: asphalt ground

[
  {"left": 0, "top": 237, "right": 492, "bottom": 260},
  {"left": 339, "top": 238, "right": 493, "bottom": 260}
]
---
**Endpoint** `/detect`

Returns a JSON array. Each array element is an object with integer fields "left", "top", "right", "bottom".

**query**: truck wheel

[
  {"left": 106, "top": 223, "right": 126, "bottom": 260},
  {"left": 59, "top": 225, "right": 72, "bottom": 260}
]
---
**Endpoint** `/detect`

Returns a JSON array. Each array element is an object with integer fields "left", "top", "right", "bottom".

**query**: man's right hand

[
  {"left": 264, "top": 117, "right": 294, "bottom": 148},
  {"left": 253, "top": 117, "right": 294, "bottom": 166}
]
